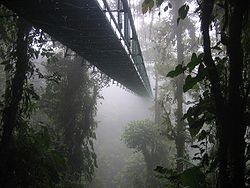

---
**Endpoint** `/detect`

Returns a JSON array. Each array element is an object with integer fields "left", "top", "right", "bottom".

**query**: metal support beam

[
  {"left": 100, "top": 0, "right": 152, "bottom": 96},
  {"left": 117, "top": 0, "right": 122, "bottom": 30}
]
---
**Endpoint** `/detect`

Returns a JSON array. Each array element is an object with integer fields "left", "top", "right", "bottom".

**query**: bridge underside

[{"left": 1, "top": 0, "right": 151, "bottom": 96}]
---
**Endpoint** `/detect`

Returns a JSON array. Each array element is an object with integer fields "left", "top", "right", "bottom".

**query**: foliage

[
  {"left": 152, "top": 0, "right": 249, "bottom": 187},
  {"left": 0, "top": 4, "right": 104, "bottom": 187},
  {"left": 142, "top": 0, "right": 250, "bottom": 187},
  {"left": 147, "top": 0, "right": 197, "bottom": 174},
  {"left": 155, "top": 165, "right": 207, "bottom": 187},
  {"left": 122, "top": 120, "right": 168, "bottom": 158},
  {"left": 114, "top": 153, "right": 147, "bottom": 188},
  {"left": 0, "top": 9, "right": 66, "bottom": 187},
  {"left": 123, "top": 120, "right": 159, "bottom": 151},
  {"left": 177, "top": 4, "right": 189, "bottom": 25},
  {"left": 122, "top": 119, "right": 172, "bottom": 187},
  {"left": 7, "top": 124, "right": 65, "bottom": 188},
  {"left": 42, "top": 55, "right": 99, "bottom": 186},
  {"left": 141, "top": 0, "right": 189, "bottom": 25},
  {"left": 166, "top": 53, "right": 206, "bottom": 93}
]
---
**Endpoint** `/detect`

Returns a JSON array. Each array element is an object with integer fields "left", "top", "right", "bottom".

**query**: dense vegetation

[
  {"left": 0, "top": 0, "right": 249, "bottom": 188},
  {"left": 139, "top": 0, "right": 250, "bottom": 187},
  {"left": 0, "top": 5, "right": 108, "bottom": 187}
]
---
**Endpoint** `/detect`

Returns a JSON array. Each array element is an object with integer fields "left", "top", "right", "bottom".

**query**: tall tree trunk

[
  {"left": 154, "top": 69, "right": 160, "bottom": 125},
  {"left": 227, "top": 0, "right": 248, "bottom": 187},
  {"left": 142, "top": 146, "right": 157, "bottom": 188},
  {"left": 62, "top": 58, "right": 85, "bottom": 181},
  {"left": 0, "top": 18, "right": 31, "bottom": 186},
  {"left": 201, "top": 0, "right": 248, "bottom": 187},
  {"left": 174, "top": 0, "right": 185, "bottom": 173},
  {"left": 201, "top": 1, "right": 230, "bottom": 187}
]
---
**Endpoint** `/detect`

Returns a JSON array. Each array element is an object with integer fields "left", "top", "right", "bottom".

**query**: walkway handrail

[
  {"left": 96, "top": 0, "right": 152, "bottom": 96},
  {"left": 123, "top": 0, "right": 152, "bottom": 96}
]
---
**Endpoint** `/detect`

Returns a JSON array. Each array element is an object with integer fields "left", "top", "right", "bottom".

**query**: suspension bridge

[{"left": 0, "top": 0, "right": 152, "bottom": 97}]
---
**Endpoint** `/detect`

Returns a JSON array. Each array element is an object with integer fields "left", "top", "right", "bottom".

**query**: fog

[
  {"left": 97, "top": 85, "right": 153, "bottom": 131},
  {"left": 88, "top": 85, "right": 153, "bottom": 188}
]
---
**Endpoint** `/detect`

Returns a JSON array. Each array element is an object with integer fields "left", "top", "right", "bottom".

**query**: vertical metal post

[
  {"left": 121, "top": 0, "right": 129, "bottom": 45},
  {"left": 135, "top": 43, "right": 139, "bottom": 64},
  {"left": 124, "top": 11, "right": 129, "bottom": 44},
  {"left": 117, "top": 0, "right": 122, "bottom": 30},
  {"left": 128, "top": 20, "right": 131, "bottom": 46},
  {"left": 132, "top": 39, "right": 135, "bottom": 55}
]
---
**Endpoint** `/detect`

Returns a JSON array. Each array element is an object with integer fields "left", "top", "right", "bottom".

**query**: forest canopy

[
  {"left": 0, "top": 0, "right": 249, "bottom": 188},
  {"left": 139, "top": 0, "right": 250, "bottom": 187}
]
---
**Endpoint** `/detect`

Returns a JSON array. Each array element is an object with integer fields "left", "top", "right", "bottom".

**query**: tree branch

[{"left": 201, "top": 0, "right": 229, "bottom": 187}]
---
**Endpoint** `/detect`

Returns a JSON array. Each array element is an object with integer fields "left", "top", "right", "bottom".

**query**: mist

[
  {"left": 88, "top": 85, "right": 153, "bottom": 188},
  {"left": 0, "top": 0, "right": 249, "bottom": 187}
]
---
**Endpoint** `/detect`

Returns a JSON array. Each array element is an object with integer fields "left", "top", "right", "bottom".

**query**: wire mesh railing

[{"left": 96, "top": 0, "right": 152, "bottom": 96}]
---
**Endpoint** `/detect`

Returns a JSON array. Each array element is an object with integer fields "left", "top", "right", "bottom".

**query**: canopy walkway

[{"left": 0, "top": 0, "right": 152, "bottom": 96}]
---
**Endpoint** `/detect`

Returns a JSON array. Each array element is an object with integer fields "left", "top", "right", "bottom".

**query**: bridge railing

[{"left": 96, "top": 0, "right": 152, "bottom": 96}]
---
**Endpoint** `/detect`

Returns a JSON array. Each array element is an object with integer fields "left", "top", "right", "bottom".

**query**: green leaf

[
  {"left": 215, "top": 57, "right": 228, "bottom": 64},
  {"left": 154, "top": 166, "right": 179, "bottom": 182},
  {"left": 177, "top": 4, "right": 189, "bottom": 24},
  {"left": 198, "top": 130, "right": 209, "bottom": 141},
  {"left": 183, "top": 75, "right": 198, "bottom": 92},
  {"left": 180, "top": 166, "right": 206, "bottom": 188},
  {"left": 197, "top": 63, "right": 207, "bottom": 81},
  {"left": 190, "top": 119, "right": 205, "bottom": 137},
  {"left": 187, "top": 53, "right": 201, "bottom": 72},
  {"left": 167, "top": 64, "right": 185, "bottom": 78},
  {"left": 198, "top": 53, "right": 204, "bottom": 60},
  {"left": 179, "top": 4, "right": 189, "bottom": 19},
  {"left": 154, "top": 166, "right": 168, "bottom": 174},
  {"left": 142, "top": 0, "right": 154, "bottom": 14}
]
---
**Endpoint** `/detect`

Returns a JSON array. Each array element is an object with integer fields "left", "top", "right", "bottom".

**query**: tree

[
  {"left": 0, "top": 5, "right": 105, "bottom": 187},
  {"left": 142, "top": 0, "right": 199, "bottom": 173},
  {"left": 122, "top": 119, "right": 172, "bottom": 187},
  {"left": 142, "top": 0, "right": 250, "bottom": 187},
  {"left": 199, "top": 1, "right": 249, "bottom": 187},
  {"left": 114, "top": 153, "right": 147, "bottom": 188},
  {"left": 42, "top": 54, "right": 102, "bottom": 186},
  {"left": 0, "top": 6, "right": 66, "bottom": 187}
]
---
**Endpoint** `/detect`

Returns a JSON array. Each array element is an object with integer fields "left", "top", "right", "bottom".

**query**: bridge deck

[{"left": 1, "top": 0, "right": 151, "bottom": 96}]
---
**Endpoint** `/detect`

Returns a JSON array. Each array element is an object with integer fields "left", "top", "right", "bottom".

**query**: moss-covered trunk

[{"left": 0, "top": 18, "right": 31, "bottom": 186}]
